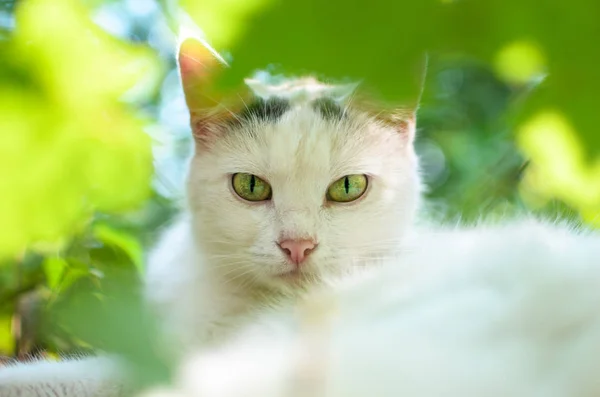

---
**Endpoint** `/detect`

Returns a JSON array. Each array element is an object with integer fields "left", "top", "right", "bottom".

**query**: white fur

[
  {"left": 0, "top": 355, "right": 130, "bottom": 397},
  {"left": 142, "top": 220, "right": 600, "bottom": 397}
]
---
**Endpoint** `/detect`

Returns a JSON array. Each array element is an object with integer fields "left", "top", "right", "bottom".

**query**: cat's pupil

[
  {"left": 344, "top": 176, "right": 350, "bottom": 194},
  {"left": 250, "top": 175, "right": 256, "bottom": 193}
]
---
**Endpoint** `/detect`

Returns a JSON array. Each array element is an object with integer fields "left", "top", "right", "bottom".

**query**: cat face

[
  {"left": 178, "top": 39, "right": 420, "bottom": 291},
  {"left": 186, "top": 97, "right": 419, "bottom": 291}
]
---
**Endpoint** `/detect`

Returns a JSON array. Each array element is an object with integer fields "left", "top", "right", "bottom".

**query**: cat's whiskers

[
  {"left": 213, "top": 263, "right": 260, "bottom": 290},
  {"left": 349, "top": 241, "right": 403, "bottom": 248},
  {"left": 224, "top": 266, "right": 261, "bottom": 288},
  {"left": 214, "top": 260, "right": 251, "bottom": 269},
  {"left": 208, "top": 253, "right": 250, "bottom": 260},
  {"left": 213, "top": 260, "right": 254, "bottom": 274}
]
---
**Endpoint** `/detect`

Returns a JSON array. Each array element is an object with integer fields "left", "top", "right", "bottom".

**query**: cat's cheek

[
  {"left": 189, "top": 184, "right": 267, "bottom": 251},
  {"left": 218, "top": 201, "right": 271, "bottom": 242},
  {"left": 325, "top": 187, "right": 411, "bottom": 264}
]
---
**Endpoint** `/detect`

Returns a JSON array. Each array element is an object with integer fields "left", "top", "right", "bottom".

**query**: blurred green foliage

[
  {"left": 182, "top": 0, "right": 600, "bottom": 224},
  {"left": 0, "top": 0, "right": 598, "bottom": 388},
  {"left": 0, "top": 0, "right": 160, "bottom": 260},
  {"left": 0, "top": 0, "right": 178, "bottom": 363}
]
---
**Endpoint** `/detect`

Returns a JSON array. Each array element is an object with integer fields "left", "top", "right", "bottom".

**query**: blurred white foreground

[{"left": 141, "top": 221, "right": 600, "bottom": 397}]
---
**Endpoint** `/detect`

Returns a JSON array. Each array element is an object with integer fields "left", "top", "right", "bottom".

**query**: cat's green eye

[
  {"left": 326, "top": 174, "right": 368, "bottom": 203},
  {"left": 232, "top": 173, "right": 272, "bottom": 201}
]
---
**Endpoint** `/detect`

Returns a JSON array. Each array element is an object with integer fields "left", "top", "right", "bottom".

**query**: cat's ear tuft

[
  {"left": 397, "top": 112, "right": 417, "bottom": 143},
  {"left": 382, "top": 109, "right": 417, "bottom": 144}
]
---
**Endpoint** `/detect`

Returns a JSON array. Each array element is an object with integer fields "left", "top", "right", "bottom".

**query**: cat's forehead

[{"left": 215, "top": 96, "right": 401, "bottom": 181}]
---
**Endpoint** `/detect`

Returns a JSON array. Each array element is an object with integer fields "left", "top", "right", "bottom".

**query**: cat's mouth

[
  {"left": 278, "top": 269, "right": 301, "bottom": 278},
  {"left": 277, "top": 268, "right": 308, "bottom": 283}
]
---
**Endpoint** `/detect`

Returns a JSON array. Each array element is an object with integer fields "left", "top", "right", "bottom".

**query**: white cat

[
  {"left": 3, "top": 37, "right": 599, "bottom": 397},
  {"left": 145, "top": 37, "right": 421, "bottom": 354},
  {"left": 0, "top": 37, "right": 421, "bottom": 396},
  {"left": 141, "top": 220, "right": 600, "bottom": 397}
]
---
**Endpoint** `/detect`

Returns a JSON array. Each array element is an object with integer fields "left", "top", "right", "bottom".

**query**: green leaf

[
  {"left": 93, "top": 224, "right": 143, "bottom": 272},
  {"left": 43, "top": 257, "right": 68, "bottom": 291},
  {"left": 0, "top": 312, "right": 14, "bottom": 356}
]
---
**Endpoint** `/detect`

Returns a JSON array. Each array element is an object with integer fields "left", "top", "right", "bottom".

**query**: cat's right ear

[
  {"left": 177, "top": 36, "right": 231, "bottom": 146},
  {"left": 177, "top": 36, "right": 227, "bottom": 109}
]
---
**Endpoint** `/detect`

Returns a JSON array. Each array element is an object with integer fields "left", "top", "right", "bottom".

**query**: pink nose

[{"left": 278, "top": 239, "right": 317, "bottom": 265}]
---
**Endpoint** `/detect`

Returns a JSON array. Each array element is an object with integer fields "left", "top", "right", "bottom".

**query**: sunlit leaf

[
  {"left": 177, "top": 0, "right": 272, "bottom": 50},
  {"left": 518, "top": 110, "right": 600, "bottom": 217},
  {"left": 0, "top": 313, "right": 14, "bottom": 356},
  {"left": 494, "top": 40, "right": 546, "bottom": 85}
]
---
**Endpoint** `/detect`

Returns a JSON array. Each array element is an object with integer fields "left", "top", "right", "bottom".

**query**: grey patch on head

[
  {"left": 238, "top": 97, "right": 290, "bottom": 123},
  {"left": 312, "top": 97, "right": 346, "bottom": 121}
]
